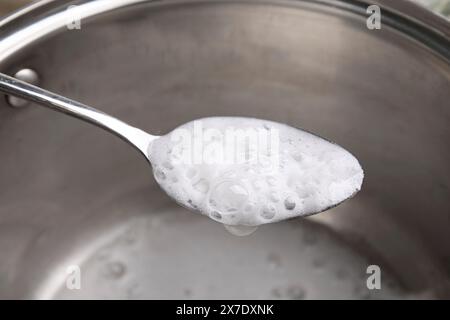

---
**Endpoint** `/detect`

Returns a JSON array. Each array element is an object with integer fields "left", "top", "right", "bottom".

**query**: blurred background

[
  {"left": 0, "top": 0, "right": 31, "bottom": 16},
  {"left": 415, "top": 0, "right": 450, "bottom": 16},
  {"left": 0, "top": 0, "right": 450, "bottom": 18}
]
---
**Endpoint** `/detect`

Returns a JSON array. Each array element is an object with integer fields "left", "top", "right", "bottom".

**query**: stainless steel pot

[{"left": 0, "top": 0, "right": 449, "bottom": 299}]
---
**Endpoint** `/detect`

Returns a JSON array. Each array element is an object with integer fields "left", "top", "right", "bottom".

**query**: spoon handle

[{"left": 0, "top": 72, "right": 157, "bottom": 158}]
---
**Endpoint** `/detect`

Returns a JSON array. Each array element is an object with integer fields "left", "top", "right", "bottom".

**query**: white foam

[{"left": 148, "top": 117, "right": 364, "bottom": 227}]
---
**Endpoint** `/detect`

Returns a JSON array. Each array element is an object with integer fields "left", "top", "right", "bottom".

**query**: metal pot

[{"left": 0, "top": 0, "right": 449, "bottom": 299}]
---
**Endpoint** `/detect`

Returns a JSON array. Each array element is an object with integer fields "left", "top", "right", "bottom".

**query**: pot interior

[{"left": 0, "top": 0, "right": 449, "bottom": 299}]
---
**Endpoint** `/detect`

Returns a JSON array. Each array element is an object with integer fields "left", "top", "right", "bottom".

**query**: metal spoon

[
  {"left": 0, "top": 72, "right": 363, "bottom": 232},
  {"left": 0, "top": 72, "right": 157, "bottom": 158}
]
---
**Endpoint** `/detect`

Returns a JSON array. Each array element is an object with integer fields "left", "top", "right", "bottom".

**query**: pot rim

[{"left": 0, "top": 0, "right": 448, "bottom": 63}]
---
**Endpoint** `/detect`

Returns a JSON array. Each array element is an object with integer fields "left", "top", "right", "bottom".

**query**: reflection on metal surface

[{"left": 6, "top": 68, "right": 40, "bottom": 108}]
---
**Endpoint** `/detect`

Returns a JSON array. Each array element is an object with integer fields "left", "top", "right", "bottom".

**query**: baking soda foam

[{"left": 148, "top": 117, "right": 363, "bottom": 235}]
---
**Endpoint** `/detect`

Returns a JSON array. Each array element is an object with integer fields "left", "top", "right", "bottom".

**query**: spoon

[
  {"left": 0, "top": 72, "right": 157, "bottom": 157},
  {"left": 0, "top": 72, "right": 364, "bottom": 235}
]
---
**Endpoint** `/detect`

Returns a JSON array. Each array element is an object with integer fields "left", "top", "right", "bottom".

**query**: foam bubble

[
  {"left": 261, "top": 204, "right": 276, "bottom": 220},
  {"left": 148, "top": 117, "right": 364, "bottom": 229},
  {"left": 284, "top": 196, "right": 296, "bottom": 210}
]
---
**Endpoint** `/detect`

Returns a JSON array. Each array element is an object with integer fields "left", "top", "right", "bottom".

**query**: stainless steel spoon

[
  {"left": 0, "top": 72, "right": 158, "bottom": 159},
  {"left": 0, "top": 72, "right": 363, "bottom": 229}
]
